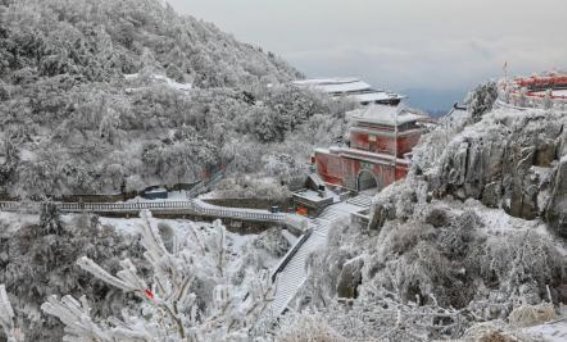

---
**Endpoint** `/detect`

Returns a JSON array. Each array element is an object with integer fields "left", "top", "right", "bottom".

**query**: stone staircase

[
  {"left": 270, "top": 217, "right": 330, "bottom": 316},
  {"left": 267, "top": 195, "right": 371, "bottom": 317}
]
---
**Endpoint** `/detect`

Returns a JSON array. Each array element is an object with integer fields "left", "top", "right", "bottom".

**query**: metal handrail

[{"left": 0, "top": 200, "right": 308, "bottom": 231}]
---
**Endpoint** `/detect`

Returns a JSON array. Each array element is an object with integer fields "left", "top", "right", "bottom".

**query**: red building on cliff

[{"left": 313, "top": 105, "right": 427, "bottom": 192}]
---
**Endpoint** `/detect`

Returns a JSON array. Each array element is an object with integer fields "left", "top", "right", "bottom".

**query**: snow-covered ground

[
  {"left": 0, "top": 211, "right": 38, "bottom": 238},
  {"left": 523, "top": 317, "right": 567, "bottom": 341},
  {"left": 124, "top": 73, "right": 192, "bottom": 92},
  {"left": 123, "top": 190, "right": 189, "bottom": 203}
]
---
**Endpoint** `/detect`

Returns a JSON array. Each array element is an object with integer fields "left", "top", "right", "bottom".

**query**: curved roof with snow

[
  {"left": 351, "top": 91, "right": 405, "bottom": 102},
  {"left": 294, "top": 78, "right": 372, "bottom": 94},
  {"left": 293, "top": 77, "right": 404, "bottom": 103},
  {"left": 293, "top": 78, "right": 360, "bottom": 86},
  {"left": 348, "top": 105, "right": 425, "bottom": 127}
]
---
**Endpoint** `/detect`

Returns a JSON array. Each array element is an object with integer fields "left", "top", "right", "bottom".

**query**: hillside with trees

[{"left": 0, "top": 0, "right": 353, "bottom": 199}]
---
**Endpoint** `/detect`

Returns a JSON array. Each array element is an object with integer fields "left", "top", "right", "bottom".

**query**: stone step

[
  {"left": 268, "top": 196, "right": 374, "bottom": 318},
  {"left": 347, "top": 195, "right": 373, "bottom": 208}
]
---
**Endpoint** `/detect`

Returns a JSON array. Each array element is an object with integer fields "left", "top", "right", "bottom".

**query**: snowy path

[
  {"left": 268, "top": 195, "right": 372, "bottom": 317},
  {"left": 0, "top": 193, "right": 373, "bottom": 318},
  {"left": 523, "top": 319, "right": 567, "bottom": 341},
  {"left": 0, "top": 199, "right": 309, "bottom": 232}
]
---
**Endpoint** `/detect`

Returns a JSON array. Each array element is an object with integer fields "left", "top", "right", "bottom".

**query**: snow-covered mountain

[{"left": 0, "top": 0, "right": 352, "bottom": 199}]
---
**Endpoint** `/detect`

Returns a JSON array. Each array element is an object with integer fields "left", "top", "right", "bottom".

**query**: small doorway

[{"left": 357, "top": 170, "right": 378, "bottom": 192}]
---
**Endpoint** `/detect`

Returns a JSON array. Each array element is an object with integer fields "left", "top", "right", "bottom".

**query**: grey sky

[{"left": 168, "top": 0, "right": 567, "bottom": 110}]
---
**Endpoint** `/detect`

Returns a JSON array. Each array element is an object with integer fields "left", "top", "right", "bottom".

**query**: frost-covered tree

[
  {"left": 0, "top": 0, "right": 349, "bottom": 199},
  {"left": 0, "top": 284, "right": 23, "bottom": 342},
  {"left": 0, "top": 209, "right": 148, "bottom": 340},
  {"left": 262, "top": 153, "right": 304, "bottom": 184},
  {"left": 466, "top": 81, "right": 498, "bottom": 121},
  {"left": 42, "top": 210, "right": 275, "bottom": 341}
]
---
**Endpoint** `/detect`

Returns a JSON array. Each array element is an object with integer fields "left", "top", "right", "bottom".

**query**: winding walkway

[
  {"left": 0, "top": 199, "right": 308, "bottom": 232},
  {"left": 0, "top": 193, "right": 373, "bottom": 318}
]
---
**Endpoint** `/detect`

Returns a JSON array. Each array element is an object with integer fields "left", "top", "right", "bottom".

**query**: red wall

[
  {"left": 397, "top": 133, "right": 421, "bottom": 156},
  {"left": 316, "top": 122, "right": 420, "bottom": 191},
  {"left": 315, "top": 152, "right": 346, "bottom": 187},
  {"left": 315, "top": 151, "right": 410, "bottom": 191},
  {"left": 351, "top": 130, "right": 421, "bottom": 157}
]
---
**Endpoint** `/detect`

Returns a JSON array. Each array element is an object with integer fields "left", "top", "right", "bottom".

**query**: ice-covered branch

[
  {"left": 0, "top": 284, "right": 23, "bottom": 342},
  {"left": 77, "top": 256, "right": 147, "bottom": 295},
  {"left": 42, "top": 211, "right": 273, "bottom": 341},
  {"left": 41, "top": 295, "right": 154, "bottom": 342},
  {"left": 41, "top": 295, "right": 111, "bottom": 341}
]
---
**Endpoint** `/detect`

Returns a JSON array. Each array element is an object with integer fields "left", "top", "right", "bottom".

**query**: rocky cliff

[
  {"left": 305, "top": 86, "right": 567, "bottom": 340},
  {"left": 372, "top": 95, "right": 566, "bottom": 237}
]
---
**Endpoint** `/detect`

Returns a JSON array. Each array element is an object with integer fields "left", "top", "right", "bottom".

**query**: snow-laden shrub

[
  {"left": 508, "top": 303, "right": 556, "bottom": 327},
  {"left": 466, "top": 81, "right": 498, "bottom": 122},
  {"left": 466, "top": 230, "right": 565, "bottom": 297},
  {"left": 376, "top": 221, "right": 437, "bottom": 258},
  {"left": 276, "top": 313, "right": 347, "bottom": 342},
  {"left": 214, "top": 176, "right": 292, "bottom": 202},
  {"left": 262, "top": 153, "right": 304, "bottom": 184},
  {"left": 380, "top": 241, "right": 457, "bottom": 306},
  {"left": 253, "top": 227, "right": 291, "bottom": 258},
  {"left": 0, "top": 209, "right": 148, "bottom": 341},
  {"left": 436, "top": 210, "right": 479, "bottom": 259},
  {"left": 462, "top": 321, "right": 537, "bottom": 342}
]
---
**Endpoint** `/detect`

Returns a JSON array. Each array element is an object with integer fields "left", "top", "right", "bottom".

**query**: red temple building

[{"left": 313, "top": 105, "right": 427, "bottom": 192}]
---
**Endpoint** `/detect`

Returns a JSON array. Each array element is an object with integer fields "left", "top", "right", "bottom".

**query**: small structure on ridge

[
  {"left": 497, "top": 72, "right": 567, "bottom": 110},
  {"left": 293, "top": 78, "right": 404, "bottom": 106},
  {"left": 312, "top": 105, "right": 428, "bottom": 192}
]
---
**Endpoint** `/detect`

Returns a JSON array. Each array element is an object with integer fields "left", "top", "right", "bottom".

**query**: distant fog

[{"left": 168, "top": 0, "right": 567, "bottom": 111}]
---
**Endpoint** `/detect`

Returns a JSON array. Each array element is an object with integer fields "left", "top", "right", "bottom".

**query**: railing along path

[{"left": 0, "top": 199, "right": 306, "bottom": 230}]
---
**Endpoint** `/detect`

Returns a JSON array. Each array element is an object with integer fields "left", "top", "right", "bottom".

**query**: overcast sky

[{"left": 168, "top": 0, "right": 567, "bottom": 111}]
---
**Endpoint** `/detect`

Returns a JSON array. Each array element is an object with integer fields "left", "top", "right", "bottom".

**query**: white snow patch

[
  {"left": 281, "top": 229, "right": 299, "bottom": 245},
  {"left": 124, "top": 73, "right": 192, "bottom": 92},
  {"left": 166, "top": 191, "right": 188, "bottom": 200},
  {"left": 18, "top": 149, "right": 36, "bottom": 162},
  {"left": 122, "top": 190, "right": 188, "bottom": 203},
  {"left": 523, "top": 319, "right": 567, "bottom": 341},
  {"left": 0, "top": 211, "right": 38, "bottom": 237},
  {"left": 475, "top": 205, "right": 541, "bottom": 234}
]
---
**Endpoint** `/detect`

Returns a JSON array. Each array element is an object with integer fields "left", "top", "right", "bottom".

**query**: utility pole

[{"left": 393, "top": 106, "right": 399, "bottom": 182}]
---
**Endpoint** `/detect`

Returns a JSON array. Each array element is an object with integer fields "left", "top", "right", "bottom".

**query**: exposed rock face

[
  {"left": 253, "top": 227, "right": 291, "bottom": 258},
  {"left": 368, "top": 176, "right": 428, "bottom": 231},
  {"left": 418, "top": 109, "right": 566, "bottom": 233},
  {"left": 545, "top": 157, "right": 567, "bottom": 237},
  {"left": 369, "top": 107, "right": 566, "bottom": 236},
  {"left": 336, "top": 258, "right": 364, "bottom": 298}
]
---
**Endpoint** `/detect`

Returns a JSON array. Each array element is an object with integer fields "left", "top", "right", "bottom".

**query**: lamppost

[{"left": 393, "top": 105, "right": 400, "bottom": 182}]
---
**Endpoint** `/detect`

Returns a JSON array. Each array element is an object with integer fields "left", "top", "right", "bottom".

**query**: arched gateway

[
  {"left": 357, "top": 170, "right": 379, "bottom": 191},
  {"left": 313, "top": 105, "right": 427, "bottom": 192}
]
